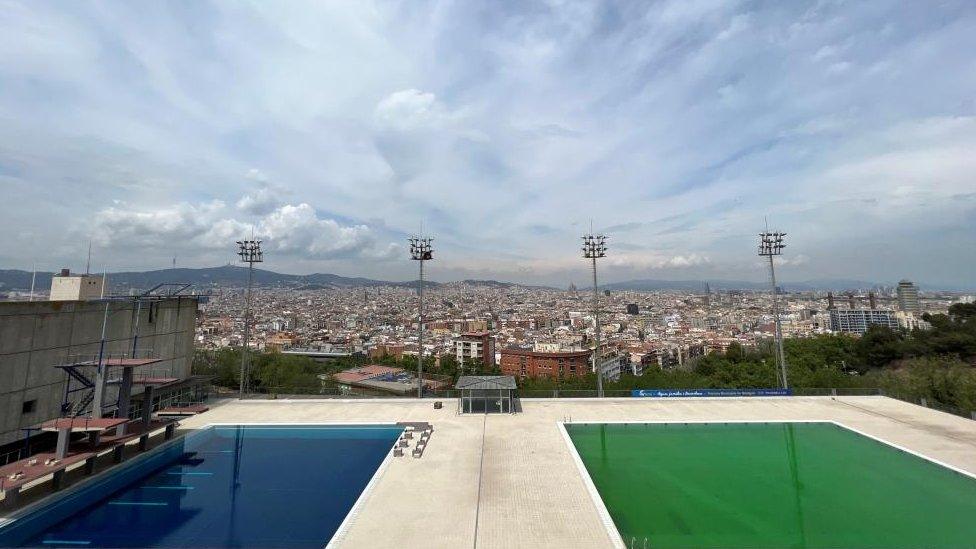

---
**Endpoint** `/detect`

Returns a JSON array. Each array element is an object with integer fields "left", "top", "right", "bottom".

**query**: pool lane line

[
  {"left": 472, "top": 414, "right": 486, "bottom": 549},
  {"left": 107, "top": 501, "right": 168, "bottom": 506},
  {"left": 41, "top": 541, "right": 91, "bottom": 546},
  {"left": 142, "top": 485, "right": 195, "bottom": 490}
]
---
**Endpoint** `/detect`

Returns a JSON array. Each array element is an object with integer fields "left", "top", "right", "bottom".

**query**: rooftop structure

[
  {"left": 455, "top": 375, "right": 517, "bottom": 414},
  {"left": 48, "top": 269, "right": 104, "bottom": 301}
]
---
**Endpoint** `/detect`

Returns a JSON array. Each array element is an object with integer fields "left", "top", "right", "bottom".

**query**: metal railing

[
  {"left": 0, "top": 447, "right": 27, "bottom": 466},
  {"left": 791, "top": 387, "right": 884, "bottom": 397},
  {"left": 877, "top": 389, "right": 976, "bottom": 421},
  {"left": 209, "top": 383, "right": 976, "bottom": 421},
  {"left": 229, "top": 386, "right": 461, "bottom": 399}
]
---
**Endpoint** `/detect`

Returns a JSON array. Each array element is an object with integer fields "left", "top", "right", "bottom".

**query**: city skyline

[{"left": 2, "top": 1, "right": 975, "bottom": 287}]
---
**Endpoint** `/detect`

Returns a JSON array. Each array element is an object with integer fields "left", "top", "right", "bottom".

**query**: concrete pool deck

[{"left": 177, "top": 396, "right": 976, "bottom": 549}]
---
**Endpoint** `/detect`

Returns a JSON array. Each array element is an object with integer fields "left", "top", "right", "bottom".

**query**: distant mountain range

[
  {"left": 0, "top": 267, "right": 965, "bottom": 294},
  {"left": 602, "top": 278, "right": 889, "bottom": 292},
  {"left": 0, "top": 266, "right": 547, "bottom": 293},
  {"left": 0, "top": 266, "right": 416, "bottom": 292}
]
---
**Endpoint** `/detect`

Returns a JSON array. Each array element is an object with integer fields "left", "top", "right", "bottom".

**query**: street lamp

[
  {"left": 409, "top": 236, "right": 433, "bottom": 398},
  {"left": 236, "top": 239, "right": 263, "bottom": 399},
  {"left": 582, "top": 233, "right": 607, "bottom": 398},
  {"left": 758, "top": 229, "right": 788, "bottom": 389}
]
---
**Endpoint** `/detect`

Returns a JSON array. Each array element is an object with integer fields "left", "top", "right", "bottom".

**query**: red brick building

[{"left": 499, "top": 348, "right": 591, "bottom": 379}]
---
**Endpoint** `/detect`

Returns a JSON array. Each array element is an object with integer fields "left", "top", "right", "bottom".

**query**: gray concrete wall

[{"left": 0, "top": 297, "right": 198, "bottom": 446}]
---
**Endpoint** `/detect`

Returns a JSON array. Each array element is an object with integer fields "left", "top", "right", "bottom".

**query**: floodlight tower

[
  {"left": 758, "top": 228, "right": 788, "bottom": 389},
  {"left": 582, "top": 232, "right": 608, "bottom": 398},
  {"left": 409, "top": 236, "right": 433, "bottom": 398},
  {"left": 236, "top": 238, "right": 263, "bottom": 399}
]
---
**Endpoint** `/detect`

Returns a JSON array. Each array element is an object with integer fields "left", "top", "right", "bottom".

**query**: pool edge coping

[
  {"left": 557, "top": 419, "right": 976, "bottom": 548},
  {"left": 557, "top": 422, "right": 627, "bottom": 549}
]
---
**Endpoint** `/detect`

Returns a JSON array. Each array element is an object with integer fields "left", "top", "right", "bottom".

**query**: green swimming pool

[{"left": 565, "top": 422, "right": 976, "bottom": 549}]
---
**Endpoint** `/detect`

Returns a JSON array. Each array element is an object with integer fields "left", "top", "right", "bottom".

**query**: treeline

[
  {"left": 192, "top": 347, "right": 502, "bottom": 396},
  {"left": 192, "top": 348, "right": 340, "bottom": 395}
]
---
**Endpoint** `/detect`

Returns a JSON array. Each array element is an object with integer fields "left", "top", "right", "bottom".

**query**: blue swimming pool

[{"left": 0, "top": 425, "right": 403, "bottom": 548}]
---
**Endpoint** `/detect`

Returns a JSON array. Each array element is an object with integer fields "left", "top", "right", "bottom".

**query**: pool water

[
  {"left": 566, "top": 422, "right": 976, "bottom": 549},
  {"left": 17, "top": 425, "right": 402, "bottom": 548}
]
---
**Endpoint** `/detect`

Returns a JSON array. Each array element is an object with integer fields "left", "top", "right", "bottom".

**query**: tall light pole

[
  {"left": 237, "top": 239, "right": 263, "bottom": 399},
  {"left": 758, "top": 229, "right": 788, "bottom": 389},
  {"left": 409, "top": 236, "right": 433, "bottom": 398},
  {"left": 582, "top": 232, "right": 607, "bottom": 398}
]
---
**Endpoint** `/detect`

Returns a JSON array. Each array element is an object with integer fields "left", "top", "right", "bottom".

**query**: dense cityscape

[
  {"left": 3, "top": 262, "right": 969, "bottom": 393},
  {"left": 191, "top": 273, "right": 965, "bottom": 384}
]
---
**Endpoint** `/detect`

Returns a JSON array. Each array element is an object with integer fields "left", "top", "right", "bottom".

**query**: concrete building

[
  {"left": 897, "top": 280, "right": 921, "bottom": 314},
  {"left": 895, "top": 311, "right": 929, "bottom": 331},
  {"left": 48, "top": 269, "right": 105, "bottom": 301},
  {"left": 0, "top": 296, "right": 203, "bottom": 448},
  {"left": 453, "top": 331, "right": 496, "bottom": 368},
  {"left": 597, "top": 344, "right": 628, "bottom": 381},
  {"left": 829, "top": 309, "right": 899, "bottom": 334}
]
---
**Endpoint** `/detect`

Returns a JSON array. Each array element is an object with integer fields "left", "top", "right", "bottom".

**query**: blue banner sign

[{"left": 631, "top": 388, "right": 792, "bottom": 398}]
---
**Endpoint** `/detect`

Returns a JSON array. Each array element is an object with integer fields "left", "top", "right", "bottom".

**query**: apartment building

[{"left": 453, "top": 331, "right": 496, "bottom": 367}]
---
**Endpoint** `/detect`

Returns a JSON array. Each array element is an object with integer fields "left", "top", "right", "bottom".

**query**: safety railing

[{"left": 207, "top": 384, "right": 976, "bottom": 421}]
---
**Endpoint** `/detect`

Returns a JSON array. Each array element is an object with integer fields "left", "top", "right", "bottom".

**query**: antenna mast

[
  {"left": 29, "top": 263, "right": 36, "bottom": 302},
  {"left": 582, "top": 229, "right": 608, "bottom": 398},
  {"left": 236, "top": 238, "right": 264, "bottom": 399},
  {"left": 758, "top": 225, "right": 788, "bottom": 389},
  {"left": 409, "top": 233, "right": 434, "bottom": 398}
]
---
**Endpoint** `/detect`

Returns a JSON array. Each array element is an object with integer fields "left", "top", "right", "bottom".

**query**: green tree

[{"left": 853, "top": 326, "right": 905, "bottom": 371}]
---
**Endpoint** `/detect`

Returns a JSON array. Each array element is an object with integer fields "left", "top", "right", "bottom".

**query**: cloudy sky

[{"left": 2, "top": 1, "right": 975, "bottom": 288}]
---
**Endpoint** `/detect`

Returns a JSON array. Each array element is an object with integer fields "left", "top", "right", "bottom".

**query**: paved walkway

[{"left": 179, "top": 396, "right": 976, "bottom": 549}]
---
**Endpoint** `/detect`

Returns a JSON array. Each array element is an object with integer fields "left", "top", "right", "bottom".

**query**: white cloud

[
  {"left": 236, "top": 170, "right": 287, "bottom": 216},
  {"left": 258, "top": 203, "right": 397, "bottom": 260},
  {"left": 2, "top": 1, "right": 976, "bottom": 286},
  {"left": 374, "top": 89, "right": 450, "bottom": 131},
  {"left": 89, "top": 198, "right": 397, "bottom": 262},
  {"left": 775, "top": 254, "right": 809, "bottom": 267},
  {"left": 91, "top": 201, "right": 231, "bottom": 249}
]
